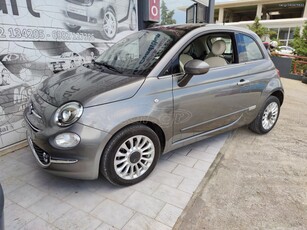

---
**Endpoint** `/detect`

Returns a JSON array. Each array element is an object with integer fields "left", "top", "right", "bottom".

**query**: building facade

[{"left": 214, "top": 0, "right": 307, "bottom": 45}]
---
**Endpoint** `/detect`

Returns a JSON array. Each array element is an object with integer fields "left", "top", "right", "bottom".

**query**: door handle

[{"left": 237, "top": 79, "right": 250, "bottom": 86}]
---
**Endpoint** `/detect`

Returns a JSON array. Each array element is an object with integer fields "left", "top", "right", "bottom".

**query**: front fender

[{"left": 78, "top": 97, "right": 173, "bottom": 143}]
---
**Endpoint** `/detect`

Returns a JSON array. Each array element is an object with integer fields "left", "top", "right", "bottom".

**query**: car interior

[{"left": 177, "top": 32, "right": 236, "bottom": 73}]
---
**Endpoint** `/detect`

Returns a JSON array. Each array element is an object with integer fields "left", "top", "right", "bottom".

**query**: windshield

[{"left": 95, "top": 30, "right": 179, "bottom": 76}]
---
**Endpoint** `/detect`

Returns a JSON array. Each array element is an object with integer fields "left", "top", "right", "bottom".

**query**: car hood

[{"left": 37, "top": 66, "right": 145, "bottom": 107}]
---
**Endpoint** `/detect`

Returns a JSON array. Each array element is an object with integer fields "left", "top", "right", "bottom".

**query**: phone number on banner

[{"left": 0, "top": 25, "right": 95, "bottom": 42}]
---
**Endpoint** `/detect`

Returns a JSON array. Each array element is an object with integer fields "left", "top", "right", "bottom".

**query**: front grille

[
  {"left": 32, "top": 142, "right": 50, "bottom": 166},
  {"left": 67, "top": 11, "right": 88, "bottom": 22}
]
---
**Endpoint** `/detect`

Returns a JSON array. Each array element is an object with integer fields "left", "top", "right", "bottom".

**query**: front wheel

[
  {"left": 249, "top": 96, "right": 280, "bottom": 134},
  {"left": 100, "top": 124, "right": 161, "bottom": 186}
]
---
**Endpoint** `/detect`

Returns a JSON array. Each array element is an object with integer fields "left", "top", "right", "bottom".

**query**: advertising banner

[{"left": 0, "top": 0, "right": 138, "bottom": 149}]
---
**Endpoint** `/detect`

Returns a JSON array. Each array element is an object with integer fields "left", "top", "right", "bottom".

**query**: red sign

[{"left": 148, "top": 0, "right": 160, "bottom": 22}]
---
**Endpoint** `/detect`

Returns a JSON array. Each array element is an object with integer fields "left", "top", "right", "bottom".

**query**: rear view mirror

[{"left": 178, "top": 60, "right": 210, "bottom": 87}]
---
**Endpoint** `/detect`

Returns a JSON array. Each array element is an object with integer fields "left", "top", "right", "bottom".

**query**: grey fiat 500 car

[{"left": 24, "top": 24, "right": 284, "bottom": 186}]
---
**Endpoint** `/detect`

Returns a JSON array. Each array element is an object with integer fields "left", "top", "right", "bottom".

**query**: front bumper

[
  {"left": 27, "top": 135, "right": 78, "bottom": 168},
  {"left": 24, "top": 106, "right": 111, "bottom": 180}
]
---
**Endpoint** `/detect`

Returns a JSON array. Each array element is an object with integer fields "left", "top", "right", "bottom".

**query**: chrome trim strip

[
  {"left": 181, "top": 108, "right": 248, "bottom": 132},
  {"left": 249, "top": 105, "right": 257, "bottom": 111},
  {"left": 27, "top": 135, "right": 78, "bottom": 167},
  {"left": 25, "top": 115, "right": 40, "bottom": 132},
  {"left": 50, "top": 158, "right": 78, "bottom": 164},
  {"left": 30, "top": 104, "right": 42, "bottom": 119},
  {"left": 27, "top": 135, "right": 50, "bottom": 168},
  {"left": 174, "top": 114, "right": 242, "bottom": 145}
]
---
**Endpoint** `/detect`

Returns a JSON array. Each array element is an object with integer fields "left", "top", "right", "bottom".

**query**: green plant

[
  {"left": 292, "top": 22, "right": 307, "bottom": 57},
  {"left": 248, "top": 17, "right": 276, "bottom": 39},
  {"left": 160, "top": 0, "right": 176, "bottom": 25}
]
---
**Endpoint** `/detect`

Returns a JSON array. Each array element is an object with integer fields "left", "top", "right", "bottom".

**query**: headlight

[{"left": 54, "top": 102, "right": 83, "bottom": 127}]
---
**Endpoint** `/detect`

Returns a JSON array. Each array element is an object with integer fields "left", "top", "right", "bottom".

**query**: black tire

[
  {"left": 100, "top": 8, "right": 117, "bottom": 40},
  {"left": 101, "top": 124, "right": 161, "bottom": 186},
  {"left": 249, "top": 96, "right": 280, "bottom": 134},
  {"left": 65, "top": 24, "right": 81, "bottom": 33},
  {"left": 302, "top": 76, "right": 307, "bottom": 84}
]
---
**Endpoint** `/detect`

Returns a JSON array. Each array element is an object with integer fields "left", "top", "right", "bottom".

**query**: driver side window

[{"left": 168, "top": 32, "right": 236, "bottom": 75}]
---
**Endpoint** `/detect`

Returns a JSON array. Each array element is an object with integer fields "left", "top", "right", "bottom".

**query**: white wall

[{"left": 0, "top": 0, "right": 138, "bottom": 149}]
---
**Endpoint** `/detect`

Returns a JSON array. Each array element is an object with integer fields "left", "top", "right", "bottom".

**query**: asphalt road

[{"left": 175, "top": 78, "right": 307, "bottom": 229}]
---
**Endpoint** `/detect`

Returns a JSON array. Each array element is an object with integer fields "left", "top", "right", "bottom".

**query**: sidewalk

[
  {"left": 175, "top": 78, "right": 307, "bottom": 229},
  {"left": 0, "top": 130, "right": 228, "bottom": 229}
]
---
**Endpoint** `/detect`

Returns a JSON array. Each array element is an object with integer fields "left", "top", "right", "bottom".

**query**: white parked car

[
  {"left": 49, "top": 52, "right": 84, "bottom": 73},
  {"left": 276, "top": 46, "right": 296, "bottom": 55}
]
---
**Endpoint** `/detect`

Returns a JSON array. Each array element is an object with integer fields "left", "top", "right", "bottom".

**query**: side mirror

[{"left": 178, "top": 60, "right": 210, "bottom": 87}]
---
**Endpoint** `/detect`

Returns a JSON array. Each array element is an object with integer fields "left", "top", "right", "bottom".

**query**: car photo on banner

[
  {"left": 64, "top": 0, "right": 137, "bottom": 40},
  {"left": 48, "top": 52, "right": 85, "bottom": 73}
]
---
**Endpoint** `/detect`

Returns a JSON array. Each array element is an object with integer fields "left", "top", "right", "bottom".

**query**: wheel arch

[
  {"left": 103, "top": 120, "right": 166, "bottom": 155},
  {"left": 270, "top": 89, "right": 284, "bottom": 106},
  {"left": 100, "top": 5, "right": 117, "bottom": 20},
  {"left": 99, "top": 120, "right": 165, "bottom": 185}
]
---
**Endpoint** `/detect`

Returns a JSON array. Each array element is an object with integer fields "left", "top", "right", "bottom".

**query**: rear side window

[{"left": 236, "top": 34, "right": 263, "bottom": 62}]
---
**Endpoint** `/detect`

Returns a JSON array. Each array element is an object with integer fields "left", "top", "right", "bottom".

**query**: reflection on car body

[
  {"left": 64, "top": 0, "right": 137, "bottom": 40},
  {"left": 49, "top": 52, "right": 84, "bottom": 73},
  {"left": 24, "top": 24, "right": 284, "bottom": 186}
]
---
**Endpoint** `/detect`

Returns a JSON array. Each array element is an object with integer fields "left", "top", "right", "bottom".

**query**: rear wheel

[
  {"left": 249, "top": 96, "right": 280, "bottom": 134},
  {"left": 101, "top": 124, "right": 161, "bottom": 186}
]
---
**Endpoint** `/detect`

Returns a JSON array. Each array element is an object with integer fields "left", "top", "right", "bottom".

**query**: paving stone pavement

[{"left": 0, "top": 133, "right": 229, "bottom": 230}]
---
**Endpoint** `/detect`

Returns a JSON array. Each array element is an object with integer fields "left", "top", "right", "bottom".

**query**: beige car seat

[
  {"left": 179, "top": 45, "right": 193, "bottom": 72},
  {"left": 204, "top": 40, "right": 227, "bottom": 68}
]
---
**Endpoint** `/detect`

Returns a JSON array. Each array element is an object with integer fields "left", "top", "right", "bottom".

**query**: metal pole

[{"left": 209, "top": 0, "right": 215, "bottom": 23}]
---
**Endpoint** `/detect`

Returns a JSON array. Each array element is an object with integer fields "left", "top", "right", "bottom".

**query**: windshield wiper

[{"left": 94, "top": 61, "right": 122, "bottom": 74}]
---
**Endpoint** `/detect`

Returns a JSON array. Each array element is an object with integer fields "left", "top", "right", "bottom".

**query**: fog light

[{"left": 54, "top": 133, "right": 80, "bottom": 148}]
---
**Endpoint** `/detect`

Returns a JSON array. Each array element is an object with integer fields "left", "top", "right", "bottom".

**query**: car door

[{"left": 172, "top": 32, "right": 261, "bottom": 143}]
